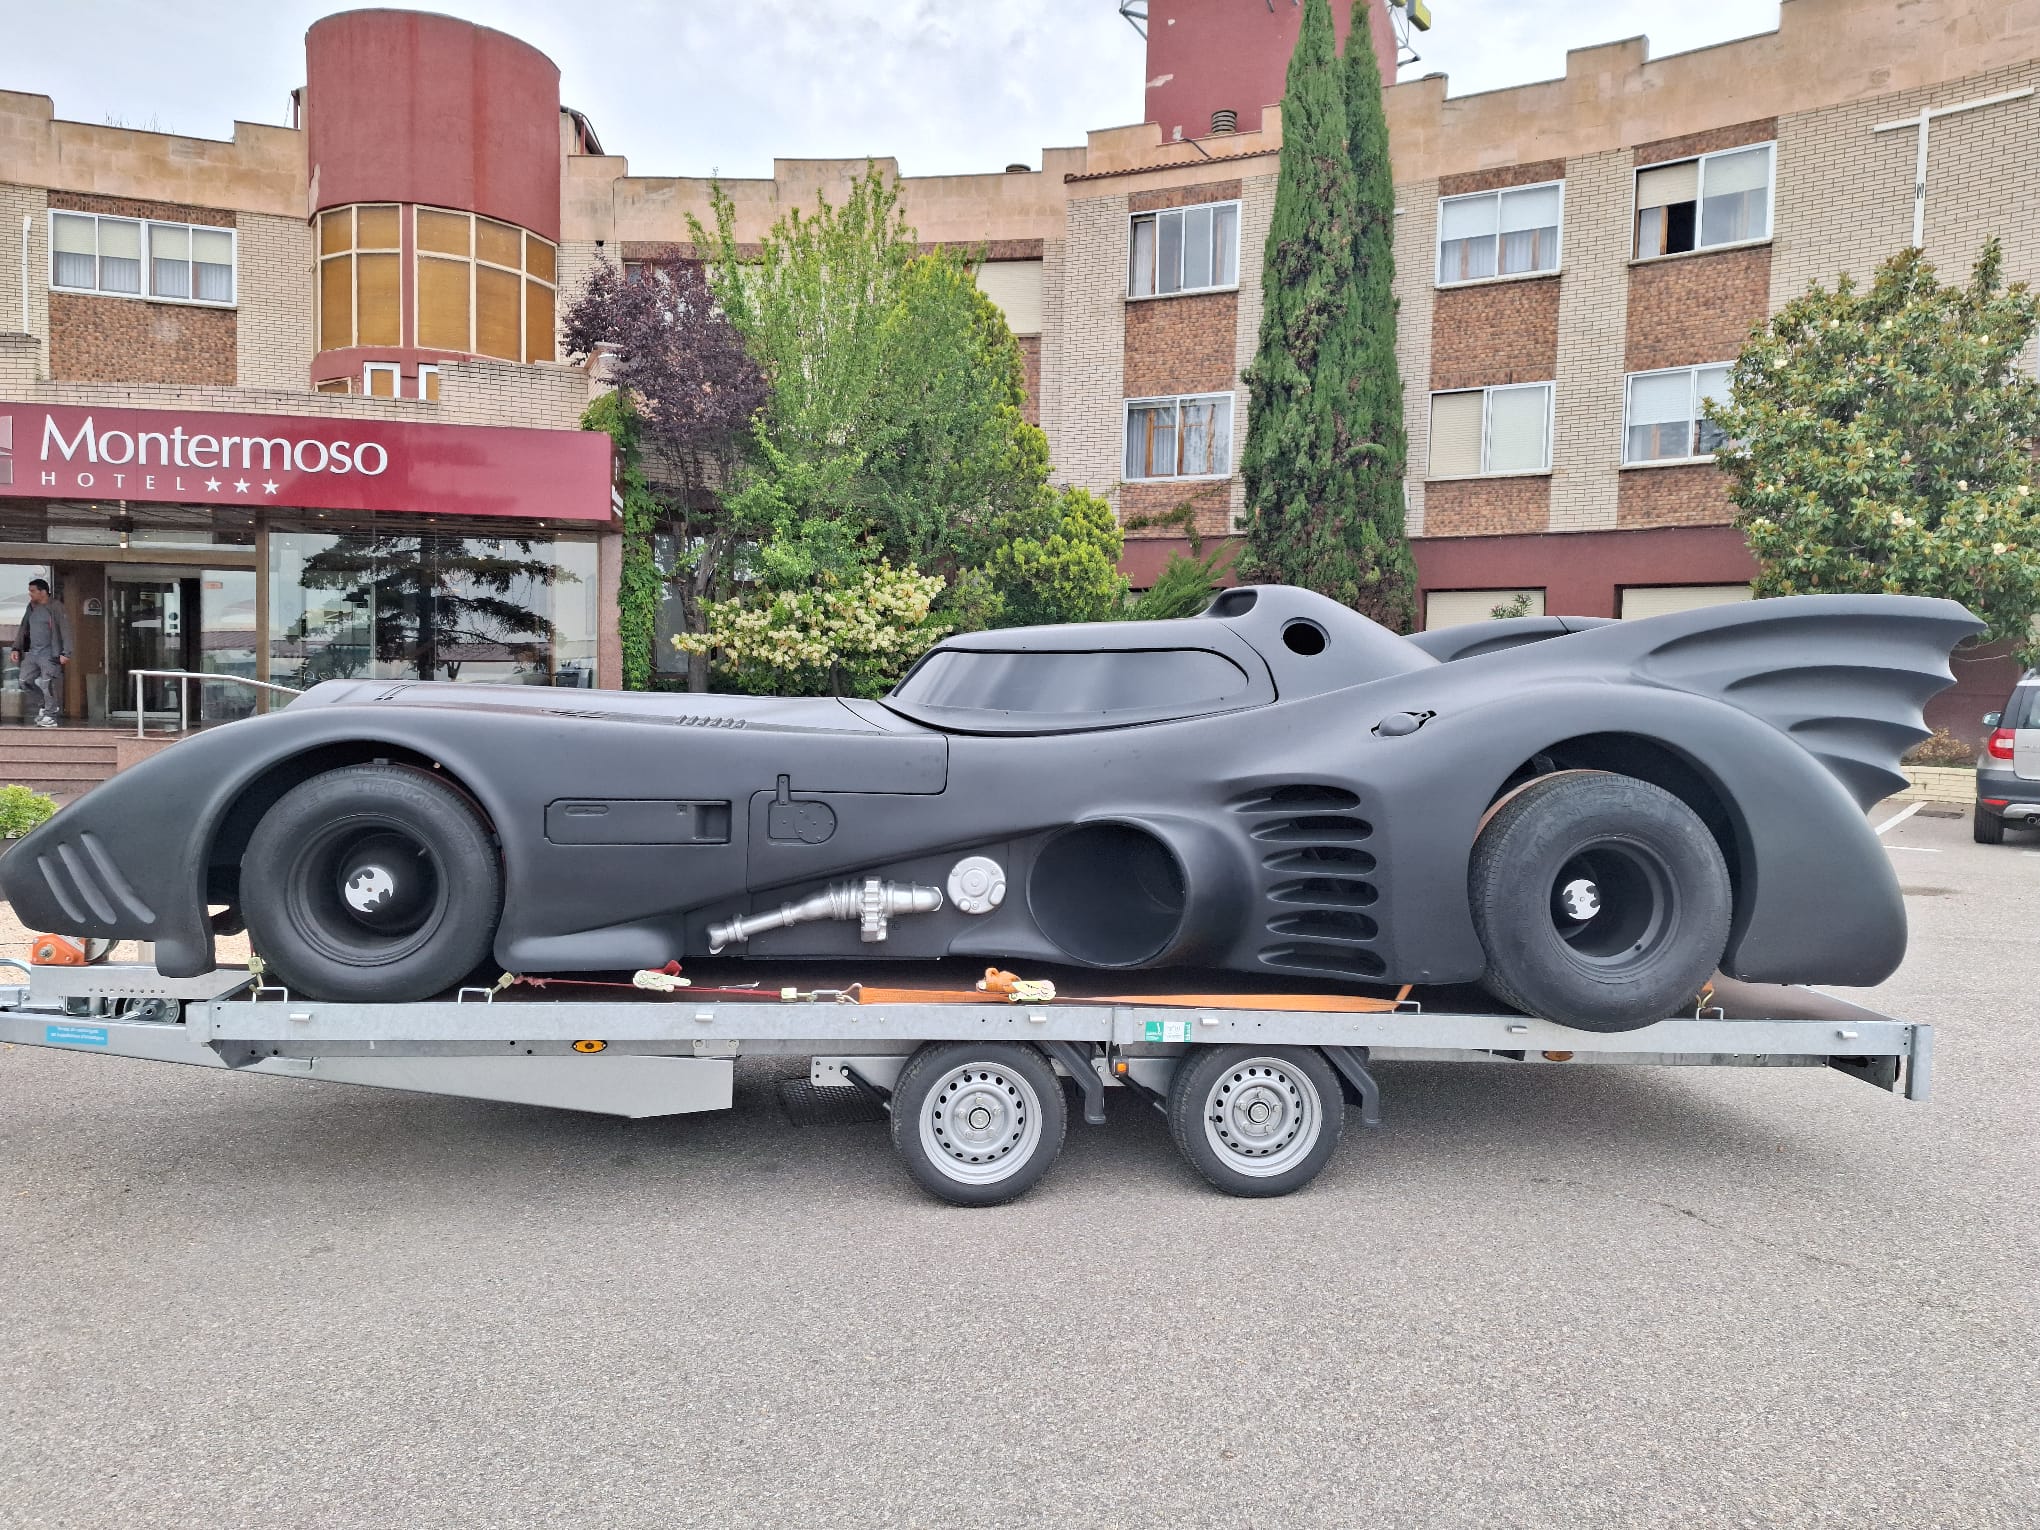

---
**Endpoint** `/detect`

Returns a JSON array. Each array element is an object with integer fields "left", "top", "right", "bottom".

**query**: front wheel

[
  {"left": 1166, "top": 1045, "right": 1344, "bottom": 1198},
  {"left": 890, "top": 1043, "right": 1069, "bottom": 1206},
  {"left": 1470, "top": 772, "right": 1730, "bottom": 1033},
  {"left": 241, "top": 764, "right": 503, "bottom": 1003}
]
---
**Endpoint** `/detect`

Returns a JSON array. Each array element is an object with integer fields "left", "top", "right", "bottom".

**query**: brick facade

[
  {"left": 1430, "top": 277, "right": 1559, "bottom": 390},
  {"left": 1128, "top": 179, "right": 1244, "bottom": 213},
  {"left": 1125, "top": 290, "right": 1238, "bottom": 398},
  {"left": 1423, "top": 476, "right": 1551, "bottom": 537},
  {"left": 1634, "top": 119, "right": 1779, "bottom": 168},
  {"left": 49, "top": 291, "right": 237, "bottom": 386},
  {"left": 46, "top": 190, "right": 236, "bottom": 228},
  {"left": 1437, "top": 159, "right": 1567, "bottom": 198},
  {"left": 1625, "top": 245, "right": 1772, "bottom": 372},
  {"left": 1617, "top": 463, "right": 1736, "bottom": 528},
  {"left": 1544, "top": 147, "right": 1630, "bottom": 533}
]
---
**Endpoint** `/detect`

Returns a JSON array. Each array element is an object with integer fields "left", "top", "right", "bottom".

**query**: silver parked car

[{"left": 1975, "top": 670, "right": 2040, "bottom": 844}]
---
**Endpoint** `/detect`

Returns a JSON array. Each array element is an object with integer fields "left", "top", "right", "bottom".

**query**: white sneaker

[{"left": 35, "top": 712, "right": 57, "bottom": 728}]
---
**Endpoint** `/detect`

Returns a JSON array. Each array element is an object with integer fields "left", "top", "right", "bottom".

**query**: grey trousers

[{"left": 18, "top": 652, "right": 61, "bottom": 718}]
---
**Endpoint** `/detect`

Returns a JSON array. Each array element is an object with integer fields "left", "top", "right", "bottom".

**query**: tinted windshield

[{"left": 895, "top": 648, "right": 1251, "bottom": 715}]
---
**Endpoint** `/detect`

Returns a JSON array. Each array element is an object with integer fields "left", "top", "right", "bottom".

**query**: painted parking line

[
  {"left": 1886, "top": 845, "right": 1943, "bottom": 853},
  {"left": 1874, "top": 802, "right": 1926, "bottom": 835}
]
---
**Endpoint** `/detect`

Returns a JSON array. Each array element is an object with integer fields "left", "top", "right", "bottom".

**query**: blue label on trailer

[{"left": 45, "top": 1024, "right": 110, "bottom": 1048}]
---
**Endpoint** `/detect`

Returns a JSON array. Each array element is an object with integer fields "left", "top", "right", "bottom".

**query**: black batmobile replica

[{"left": 2, "top": 586, "right": 1977, "bottom": 1031}]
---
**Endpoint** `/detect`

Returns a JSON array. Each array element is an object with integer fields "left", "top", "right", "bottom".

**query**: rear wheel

[
  {"left": 1470, "top": 772, "right": 1730, "bottom": 1033},
  {"left": 1166, "top": 1045, "right": 1344, "bottom": 1198},
  {"left": 1973, "top": 804, "right": 2006, "bottom": 845},
  {"left": 241, "top": 765, "right": 502, "bottom": 1003}
]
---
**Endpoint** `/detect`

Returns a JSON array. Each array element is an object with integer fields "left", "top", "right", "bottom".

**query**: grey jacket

[{"left": 14, "top": 601, "right": 72, "bottom": 659}]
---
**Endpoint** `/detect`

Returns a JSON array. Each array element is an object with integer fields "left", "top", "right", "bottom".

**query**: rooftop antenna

[{"left": 1117, "top": 1, "right": 1146, "bottom": 37}]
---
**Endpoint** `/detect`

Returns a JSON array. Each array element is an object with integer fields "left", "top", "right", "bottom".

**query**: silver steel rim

[
  {"left": 1203, "top": 1057, "right": 1320, "bottom": 1178},
  {"left": 919, "top": 1062, "right": 1043, "bottom": 1185}
]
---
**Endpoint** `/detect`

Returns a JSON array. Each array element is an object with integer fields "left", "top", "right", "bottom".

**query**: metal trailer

[{"left": 0, "top": 963, "right": 1931, "bottom": 1205}]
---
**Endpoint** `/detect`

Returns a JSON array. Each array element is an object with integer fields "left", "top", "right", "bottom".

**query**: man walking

[{"left": 11, "top": 579, "right": 70, "bottom": 728}]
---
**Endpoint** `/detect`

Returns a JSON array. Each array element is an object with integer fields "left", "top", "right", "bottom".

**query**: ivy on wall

[{"left": 582, "top": 391, "right": 665, "bottom": 691}]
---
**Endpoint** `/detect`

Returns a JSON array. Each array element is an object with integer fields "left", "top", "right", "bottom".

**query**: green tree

[
  {"left": 986, "top": 487, "right": 1129, "bottom": 627},
  {"left": 691, "top": 165, "right": 1050, "bottom": 589},
  {"left": 1239, "top": 0, "right": 1415, "bottom": 628},
  {"left": 1709, "top": 240, "right": 2040, "bottom": 661}
]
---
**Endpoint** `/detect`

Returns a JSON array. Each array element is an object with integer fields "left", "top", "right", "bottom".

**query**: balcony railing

[{"left": 129, "top": 672, "right": 303, "bottom": 739}]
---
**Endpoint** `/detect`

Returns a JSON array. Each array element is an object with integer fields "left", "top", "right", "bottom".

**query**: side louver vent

[{"left": 1230, "top": 784, "right": 1384, "bottom": 980}]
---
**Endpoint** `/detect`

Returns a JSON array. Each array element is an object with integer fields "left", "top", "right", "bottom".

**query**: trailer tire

[
  {"left": 241, "top": 764, "right": 503, "bottom": 1004},
  {"left": 1167, "top": 1045, "right": 1344, "bottom": 1198},
  {"left": 890, "top": 1042, "right": 1067, "bottom": 1207}
]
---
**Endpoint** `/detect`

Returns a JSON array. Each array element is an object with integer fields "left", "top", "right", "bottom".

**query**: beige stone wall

[
  {"left": 0, "top": 333, "right": 592, "bottom": 433},
  {"left": 0, "top": 91, "right": 304, "bottom": 217},
  {"left": 1046, "top": 193, "right": 1130, "bottom": 505},
  {"left": 1391, "top": 182, "right": 1436, "bottom": 536},
  {"left": 1383, "top": 0, "right": 2040, "bottom": 187},
  {"left": 1771, "top": 60, "right": 2040, "bottom": 308},
  {"left": 1226, "top": 170, "right": 1277, "bottom": 533},
  {"left": 1545, "top": 148, "right": 1629, "bottom": 533},
  {"left": 1035, "top": 236, "right": 1067, "bottom": 467},
  {"left": 0, "top": 183, "right": 50, "bottom": 374},
  {"left": 233, "top": 211, "right": 314, "bottom": 391}
]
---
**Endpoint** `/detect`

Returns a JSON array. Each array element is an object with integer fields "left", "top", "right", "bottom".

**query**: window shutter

[
  {"left": 1425, "top": 588, "right": 1546, "bottom": 629},
  {"left": 1703, "top": 146, "right": 1771, "bottom": 196},
  {"left": 1619, "top": 584, "right": 1752, "bottom": 620},
  {"left": 1636, "top": 160, "right": 1699, "bottom": 209},
  {"left": 1428, "top": 391, "right": 1485, "bottom": 477},
  {"left": 1485, "top": 385, "right": 1550, "bottom": 473},
  {"left": 1438, "top": 194, "right": 1498, "bottom": 243},
  {"left": 1498, "top": 184, "right": 1560, "bottom": 234}
]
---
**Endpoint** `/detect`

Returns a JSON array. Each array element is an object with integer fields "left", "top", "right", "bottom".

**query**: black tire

[
  {"left": 1973, "top": 803, "right": 2006, "bottom": 845},
  {"left": 241, "top": 765, "right": 502, "bottom": 1003},
  {"left": 889, "top": 1042, "right": 1068, "bottom": 1207},
  {"left": 1470, "top": 772, "right": 1730, "bottom": 1033},
  {"left": 1166, "top": 1045, "right": 1344, "bottom": 1198}
]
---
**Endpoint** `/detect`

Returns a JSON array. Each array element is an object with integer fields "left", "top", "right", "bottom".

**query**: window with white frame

[
  {"left": 1129, "top": 202, "right": 1240, "bottom": 298},
  {"left": 1427, "top": 383, "right": 1553, "bottom": 477},
  {"left": 1125, "top": 394, "right": 1235, "bottom": 480},
  {"left": 50, "top": 211, "right": 234, "bottom": 304},
  {"left": 419, "top": 364, "right": 442, "bottom": 402},
  {"left": 1634, "top": 144, "right": 1773, "bottom": 259},
  {"left": 1624, "top": 365, "right": 1732, "bottom": 463},
  {"left": 362, "top": 363, "right": 401, "bottom": 399},
  {"left": 1436, "top": 182, "right": 1562, "bottom": 284}
]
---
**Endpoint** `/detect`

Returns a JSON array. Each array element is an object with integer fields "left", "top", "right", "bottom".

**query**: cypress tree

[
  {"left": 1334, "top": 3, "right": 1417, "bottom": 629},
  {"left": 1240, "top": 0, "right": 1417, "bottom": 630},
  {"left": 1240, "top": 0, "right": 1354, "bottom": 596}
]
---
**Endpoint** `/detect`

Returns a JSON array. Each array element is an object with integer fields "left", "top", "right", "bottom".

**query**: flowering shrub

[
  {"left": 0, "top": 784, "right": 57, "bottom": 839},
  {"left": 674, "top": 562, "right": 949, "bottom": 698},
  {"left": 1709, "top": 240, "right": 2040, "bottom": 663}
]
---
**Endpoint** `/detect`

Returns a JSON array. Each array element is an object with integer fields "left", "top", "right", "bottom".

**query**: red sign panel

[{"left": 0, "top": 401, "right": 615, "bottom": 523}]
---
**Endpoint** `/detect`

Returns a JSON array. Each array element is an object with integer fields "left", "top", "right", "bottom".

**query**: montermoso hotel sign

[{"left": 0, "top": 402, "right": 615, "bottom": 522}]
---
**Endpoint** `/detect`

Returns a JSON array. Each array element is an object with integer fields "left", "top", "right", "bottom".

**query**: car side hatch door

[{"left": 2016, "top": 686, "right": 2040, "bottom": 780}]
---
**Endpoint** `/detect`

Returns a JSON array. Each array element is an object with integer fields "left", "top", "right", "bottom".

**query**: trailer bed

[{"left": 0, "top": 964, "right": 1930, "bottom": 1203}]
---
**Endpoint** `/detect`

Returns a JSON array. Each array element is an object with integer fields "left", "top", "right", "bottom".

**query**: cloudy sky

[{"left": 15, "top": 1, "right": 1786, "bottom": 178}]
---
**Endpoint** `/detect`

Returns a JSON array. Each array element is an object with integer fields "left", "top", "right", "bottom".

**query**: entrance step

[{"left": 0, "top": 727, "right": 126, "bottom": 796}]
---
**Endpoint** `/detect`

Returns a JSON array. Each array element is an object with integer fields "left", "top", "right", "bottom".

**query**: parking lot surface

[{"left": 0, "top": 805, "right": 2035, "bottom": 1529}]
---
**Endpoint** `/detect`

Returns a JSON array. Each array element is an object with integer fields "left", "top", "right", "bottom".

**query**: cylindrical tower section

[{"left": 303, "top": 11, "right": 563, "bottom": 398}]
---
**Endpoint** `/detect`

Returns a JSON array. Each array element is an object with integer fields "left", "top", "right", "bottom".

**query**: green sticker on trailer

[{"left": 1142, "top": 1018, "right": 1192, "bottom": 1044}]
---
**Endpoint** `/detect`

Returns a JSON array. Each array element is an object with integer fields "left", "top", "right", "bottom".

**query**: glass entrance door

[{"left": 109, "top": 578, "right": 185, "bottom": 717}]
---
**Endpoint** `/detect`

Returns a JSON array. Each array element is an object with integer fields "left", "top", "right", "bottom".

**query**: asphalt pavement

[{"left": 0, "top": 804, "right": 2035, "bottom": 1529}]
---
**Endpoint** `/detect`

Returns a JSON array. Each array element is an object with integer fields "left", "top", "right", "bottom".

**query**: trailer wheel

[
  {"left": 1167, "top": 1045, "right": 1344, "bottom": 1198},
  {"left": 890, "top": 1042, "right": 1067, "bottom": 1206},
  {"left": 241, "top": 764, "right": 502, "bottom": 1004}
]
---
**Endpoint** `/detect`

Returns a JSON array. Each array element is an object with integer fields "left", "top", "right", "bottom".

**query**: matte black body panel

[{"left": 0, "top": 586, "right": 1979, "bottom": 995}]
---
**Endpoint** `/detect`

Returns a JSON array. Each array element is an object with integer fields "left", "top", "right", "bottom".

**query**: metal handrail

[{"left": 130, "top": 670, "right": 303, "bottom": 738}]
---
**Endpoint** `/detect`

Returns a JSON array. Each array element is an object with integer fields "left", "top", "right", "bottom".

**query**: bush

[
  {"left": 1902, "top": 729, "right": 1978, "bottom": 767},
  {"left": 0, "top": 784, "right": 57, "bottom": 839}
]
